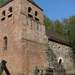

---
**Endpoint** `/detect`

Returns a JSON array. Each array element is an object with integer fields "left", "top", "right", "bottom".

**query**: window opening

[
  {"left": 4, "top": 37, "right": 7, "bottom": 50},
  {"left": 8, "top": 7, "right": 12, "bottom": 18},
  {"left": 59, "top": 59, "right": 62, "bottom": 65},
  {"left": 1, "top": 11, "right": 5, "bottom": 21},
  {"left": 35, "top": 11, "right": 38, "bottom": 16},
  {"left": 35, "top": 11, "right": 39, "bottom": 21},
  {"left": 28, "top": 14, "right": 33, "bottom": 18},
  {"left": 28, "top": 7, "right": 33, "bottom": 18},
  {"left": 28, "top": 7, "right": 31, "bottom": 13},
  {"left": 35, "top": 17, "right": 39, "bottom": 21}
]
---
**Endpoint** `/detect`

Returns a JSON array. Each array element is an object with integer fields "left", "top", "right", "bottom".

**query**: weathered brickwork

[
  {"left": 21, "top": 39, "right": 46, "bottom": 75},
  {"left": 20, "top": 0, "right": 44, "bottom": 24},
  {"left": 0, "top": 0, "right": 46, "bottom": 75},
  {"left": 0, "top": 0, "right": 74, "bottom": 75},
  {"left": 0, "top": 0, "right": 23, "bottom": 74}
]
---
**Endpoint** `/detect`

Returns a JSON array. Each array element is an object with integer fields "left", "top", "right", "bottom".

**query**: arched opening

[
  {"left": 35, "top": 11, "right": 39, "bottom": 21},
  {"left": 28, "top": 7, "right": 33, "bottom": 18},
  {"left": 59, "top": 59, "right": 62, "bottom": 65},
  {"left": 8, "top": 7, "right": 12, "bottom": 18},
  {"left": 4, "top": 37, "right": 7, "bottom": 50},
  {"left": 28, "top": 7, "right": 32, "bottom": 13},
  {"left": 1, "top": 10, "right": 5, "bottom": 21}
]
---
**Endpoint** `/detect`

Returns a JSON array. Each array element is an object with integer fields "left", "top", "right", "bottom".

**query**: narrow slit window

[
  {"left": 8, "top": 7, "right": 12, "bottom": 18},
  {"left": 4, "top": 37, "right": 7, "bottom": 50},
  {"left": 1, "top": 11, "right": 5, "bottom": 21},
  {"left": 35, "top": 11, "right": 38, "bottom": 16}
]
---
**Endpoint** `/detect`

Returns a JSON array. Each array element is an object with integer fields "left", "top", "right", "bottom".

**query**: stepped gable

[
  {"left": 27, "top": 0, "right": 43, "bottom": 11},
  {"left": 45, "top": 27, "right": 71, "bottom": 46}
]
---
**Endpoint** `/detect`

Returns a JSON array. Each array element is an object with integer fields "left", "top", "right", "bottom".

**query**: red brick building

[
  {"left": 0, "top": 0, "right": 46, "bottom": 75},
  {"left": 0, "top": 0, "right": 74, "bottom": 75}
]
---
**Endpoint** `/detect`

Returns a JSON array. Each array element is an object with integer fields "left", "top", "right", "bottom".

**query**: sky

[{"left": 34, "top": 0, "right": 75, "bottom": 21}]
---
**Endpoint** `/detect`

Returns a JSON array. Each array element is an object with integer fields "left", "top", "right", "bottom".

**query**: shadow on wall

[{"left": 45, "top": 43, "right": 67, "bottom": 75}]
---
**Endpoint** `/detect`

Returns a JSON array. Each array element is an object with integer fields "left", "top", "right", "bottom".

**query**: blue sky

[{"left": 34, "top": 0, "right": 75, "bottom": 21}]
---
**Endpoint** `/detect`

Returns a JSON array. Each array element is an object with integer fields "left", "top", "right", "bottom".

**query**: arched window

[
  {"left": 59, "top": 59, "right": 62, "bottom": 65},
  {"left": 28, "top": 7, "right": 32, "bottom": 13},
  {"left": 35, "top": 11, "right": 39, "bottom": 21},
  {"left": 8, "top": 7, "right": 12, "bottom": 18},
  {"left": 1, "top": 10, "right": 5, "bottom": 21},
  {"left": 28, "top": 7, "right": 33, "bottom": 18},
  {"left": 4, "top": 37, "right": 7, "bottom": 50}
]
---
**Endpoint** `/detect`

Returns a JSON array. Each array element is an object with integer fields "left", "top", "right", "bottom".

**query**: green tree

[
  {"left": 54, "top": 20, "right": 64, "bottom": 36},
  {"left": 62, "top": 18, "right": 70, "bottom": 41},
  {"left": 0, "top": 0, "right": 4, "bottom": 6},
  {"left": 44, "top": 15, "right": 54, "bottom": 30},
  {"left": 62, "top": 16, "right": 75, "bottom": 50},
  {"left": 69, "top": 16, "right": 75, "bottom": 50},
  {"left": 0, "top": 0, "right": 9, "bottom": 6}
]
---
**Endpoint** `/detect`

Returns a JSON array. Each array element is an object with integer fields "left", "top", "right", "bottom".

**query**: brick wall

[
  {"left": 0, "top": 0, "right": 46, "bottom": 75},
  {"left": 0, "top": 0, "right": 23, "bottom": 75},
  {"left": 20, "top": 0, "right": 44, "bottom": 24},
  {"left": 20, "top": 0, "right": 46, "bottom": 74}
]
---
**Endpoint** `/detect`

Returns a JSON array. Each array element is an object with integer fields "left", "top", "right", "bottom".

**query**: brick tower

[{"left": 0, "top": 0, "right": 46, "bottom": 75}]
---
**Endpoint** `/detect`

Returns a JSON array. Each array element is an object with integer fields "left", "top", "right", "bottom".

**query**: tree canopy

[{"left": 0, "top": 0, "right": 9, "bottom": 6}]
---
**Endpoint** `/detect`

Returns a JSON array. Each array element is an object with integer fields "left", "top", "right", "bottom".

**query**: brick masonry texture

[{"left": 0, "top": 0, "right": 75, "bottom": 75}]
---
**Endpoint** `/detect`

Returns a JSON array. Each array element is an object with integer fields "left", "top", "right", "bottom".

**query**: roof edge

[
  {"left": 27, "top": 0, "right": 43, "bottom": 11},
  {"left": 48, "top": 38, "right": 72, "bottom": 47}
]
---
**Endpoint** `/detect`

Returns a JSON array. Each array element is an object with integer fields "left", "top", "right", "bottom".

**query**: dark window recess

[
  {"left": 28, "top": 14, "right": 33, "bottom": 18},
  {"left": 8, "top": 7, "right": 12, "bottom": 18},
  {"left": 1, "top": 16, "right": 5, "bottom": 21},
  {"left": 35, "top": 17, "right": 39, "bottom": 21},
  {"left": 35, "top": 11, "right": 38, "bottom": 16},
  {"left": 4, "top": 37, "right": 7, "bottom": 50},
  {"left": 28, "top": 7, "right": 32, "bottom": 13},
  {"left": 59, "top": 59, "right": 62, "bottom": 65},
  {"left": 8, "top": 13, "right": 12, "bottom": 18},
  {"left": 1, "top": 11, "right": 5, "bottom": 21},
  {"left": 9, "top": 7, "right": 12, "bottom": 12}
]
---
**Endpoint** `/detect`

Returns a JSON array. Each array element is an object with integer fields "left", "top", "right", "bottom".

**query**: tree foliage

[
  {"left": 0, "top": 0, "right": 9, "bottom": 6},
  {"left": 44, "top": 15, "right": 75, "bottom": 51},
  {"left": 44, "top": 15, "right": 54, "bottom": 30},
  {"left": 0, "top": 0, "right": 4, "bottom": 6}
]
